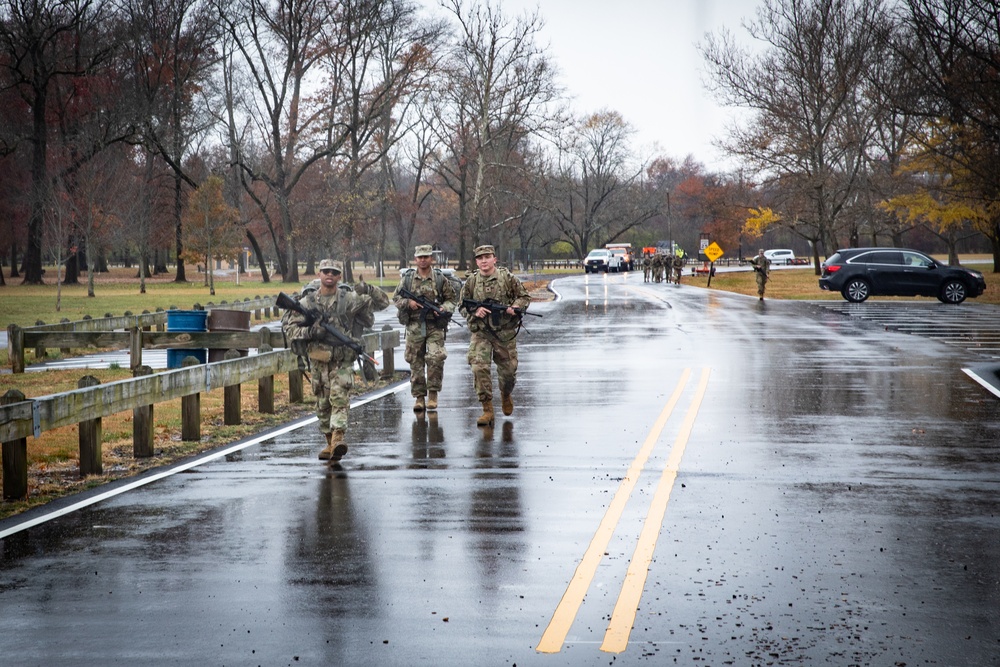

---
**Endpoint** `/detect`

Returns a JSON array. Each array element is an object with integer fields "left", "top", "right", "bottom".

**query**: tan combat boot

[
  {"left": 318, "top": 432, "right": 334, "bottom": 460},
  {"left": 426, "top": 391, "right": 438, "bottom": 411},
  {"left": 476, "top": 401, "right": 494, "bottom": 426},
  {"left": 413, "top": 396, "right": 426, "bottom": 413},
  {"left": 328, "top": 430, "right": 348, "bottom": 462},
  {"left": 501, "top": 392, "right": 514, "bottom": 416}
]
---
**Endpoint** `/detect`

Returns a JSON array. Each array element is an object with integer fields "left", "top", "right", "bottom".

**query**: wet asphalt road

[{"left": 2, "top": 273, "right": 1000, "bottom": 666}]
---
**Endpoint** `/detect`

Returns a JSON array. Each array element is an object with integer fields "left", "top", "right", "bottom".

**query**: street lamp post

[{"left": 666, "top": 191, "right": 672, "bottom": 255}]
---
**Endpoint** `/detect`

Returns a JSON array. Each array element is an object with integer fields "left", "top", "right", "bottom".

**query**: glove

[{"left": 308, "top": 322, "right": 326, "bottom": 340}]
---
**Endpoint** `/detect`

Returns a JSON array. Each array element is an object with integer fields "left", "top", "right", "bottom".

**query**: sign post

[{"left": 704, "top": 242, "right": 724, "bottom": 287}]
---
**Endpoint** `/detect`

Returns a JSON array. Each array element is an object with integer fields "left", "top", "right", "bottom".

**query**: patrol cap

[
  {"left": 318, "top": 259, "right": 342, "bottom": 273},
  {"left": 414, "top": 244, "right": 434, "bottom": 257},
  {"left": 474, "top": 244, "right": 495, "bottom": 258}
]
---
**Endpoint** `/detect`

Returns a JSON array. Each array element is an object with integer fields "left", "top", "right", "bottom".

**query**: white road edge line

[
  {"left": 963, "top": 367, "right": 1000, "bottom": 399},
  {"left": 0, "top": 381, "right": 410, "bottom": 540}
]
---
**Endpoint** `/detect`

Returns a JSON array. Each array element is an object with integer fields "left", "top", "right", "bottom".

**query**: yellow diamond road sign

[{"left": 704, "top": 242, "right": 724, "bottom": 262}]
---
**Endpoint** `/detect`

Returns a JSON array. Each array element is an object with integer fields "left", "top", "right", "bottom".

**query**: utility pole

[{"left": 665, "top": 191, "right": 672, "bottom": 255}]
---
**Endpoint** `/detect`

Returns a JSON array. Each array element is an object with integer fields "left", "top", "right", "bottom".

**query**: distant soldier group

[{"left": 643, "top": 252, "right": 684, "bottom": 285}]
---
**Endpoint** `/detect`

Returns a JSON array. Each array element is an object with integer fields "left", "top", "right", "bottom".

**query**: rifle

[
  {"left": 397, "top": 287, "right": 463, "bottom": 327},
  {"left": 462, "top": 297, "right": 542, "bottom": 330},
  {"left": 275, "top": 292, "right": 379, "bottom": 366}
]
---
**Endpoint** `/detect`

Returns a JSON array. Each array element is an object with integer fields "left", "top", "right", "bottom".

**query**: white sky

[{"left": 481, "top": 0, "right": 764, "bottom": 171}]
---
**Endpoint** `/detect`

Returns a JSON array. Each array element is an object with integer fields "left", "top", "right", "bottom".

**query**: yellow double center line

[{"left": 536, "top": 367, "right": 711, "bottom": 654}]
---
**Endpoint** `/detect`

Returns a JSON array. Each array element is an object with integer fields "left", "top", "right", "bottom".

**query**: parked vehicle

[
  {"left": 763, "top": 249, "right": 796, "bottom": 265},
  {"left": 584, "top": 248, "right": 622, "bottom": 273},
  {"left": 605, "top": 243, "right": 634, "bottom": 271},
  {"left": 818, "top": 248, "right": 986, "bottom": 303}
]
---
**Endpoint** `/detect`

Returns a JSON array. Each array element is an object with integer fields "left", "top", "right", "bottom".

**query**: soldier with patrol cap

[
  {"left": 393, "top": 244, "right": 458, "bottom": 413},
  {"left": 749, "top": 248, "right": 771, "bottom": 300},
  {"left": 282, "top": 258, "right": 389, "bottom": 462},
  {"left": 459, "top": 244, "right": 531, "bottom": 426}
]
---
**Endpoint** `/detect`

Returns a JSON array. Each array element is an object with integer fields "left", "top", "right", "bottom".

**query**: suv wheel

[
  {"left": 842, "top": 278, "right": 870, "bottom": 303},
  {"left": 938, "top": 279, "right": 967, "bottom": 304}
]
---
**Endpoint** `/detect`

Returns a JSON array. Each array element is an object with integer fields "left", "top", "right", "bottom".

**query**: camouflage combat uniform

[
  {"left": 672, "top": 255, "right": 684, "bottom": 284},
  {"left": 750, "top": 253, "right": 771, "bottom": 299},
  {"left": 393, "top": 269, "right": 458, "bottom": 401},
  {"left": 460, "top": 266, "right": 531, "bottom": 405},
  {"left": 283, "top": 276, "right": 389, "bottom": 438}
]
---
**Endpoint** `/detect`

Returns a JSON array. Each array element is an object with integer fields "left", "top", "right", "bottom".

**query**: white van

[{"left": 763, "top": 249, "right": 796, "bottom": 265}]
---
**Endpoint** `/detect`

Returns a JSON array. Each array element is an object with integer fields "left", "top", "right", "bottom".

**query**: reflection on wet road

[{"left": 1, "top": 273, "right": 999, "bottom": 666}]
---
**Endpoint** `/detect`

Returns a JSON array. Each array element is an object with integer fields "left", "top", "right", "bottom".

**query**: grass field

[{"left": 682, "top": 262, "right": 1000, "bottom": 305}]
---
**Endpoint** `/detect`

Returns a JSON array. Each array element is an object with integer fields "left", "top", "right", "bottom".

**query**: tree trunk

[
  {"left": 9, "top": 243, "right": 18, "bottom": 278},
  {"left": 245, "top": 230, "right": 270, "bottom": 283},
  {"left": 174, "top": 173, "right": 187, "bottom": 282},
  {"left": 23, "top": 86, "right": 48, "bottom": 285}
]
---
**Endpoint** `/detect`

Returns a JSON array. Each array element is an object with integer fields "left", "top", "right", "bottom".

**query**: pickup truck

[{"left": 583, "top": 249, "right": 623, "bottom": 273}]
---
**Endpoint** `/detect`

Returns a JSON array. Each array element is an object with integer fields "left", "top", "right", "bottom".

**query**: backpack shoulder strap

[{"left": 432, "top": 268, "right": 445, "bottom": 297}]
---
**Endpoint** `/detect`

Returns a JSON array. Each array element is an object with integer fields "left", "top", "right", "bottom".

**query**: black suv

[{"left": 819, "top": 248, "right": 986, "bottom": 303}]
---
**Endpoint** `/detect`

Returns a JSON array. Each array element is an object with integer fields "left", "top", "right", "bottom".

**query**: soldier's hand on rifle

[
  {"left": 408, "top": 299, "right": 422, "bottom": 311},
  {"left": 308, "top": 323, "right": 326, "bottom": 340}
]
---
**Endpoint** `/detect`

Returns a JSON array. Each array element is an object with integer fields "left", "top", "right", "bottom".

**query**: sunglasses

[{"left": 320, "top": 269, "right": 340, "bottom": 275}]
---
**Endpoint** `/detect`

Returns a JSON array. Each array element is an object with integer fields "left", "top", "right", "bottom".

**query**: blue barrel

[{"left": 166, "top": 310, "right": 207, "bottom": 368}]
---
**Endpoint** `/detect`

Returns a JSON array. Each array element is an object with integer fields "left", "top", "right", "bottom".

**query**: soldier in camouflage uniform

[
  {"left": 393, "top": 244, "right": 458, "bottom": 413},
  {"left": 671, "top": 254, "right": 684, "bottom": 285},
  {"left": 459, "top": 245, "right": 531, "bottom": 426},
  {"left": 283, "top": 259, "right": 389, "bottom": 462},
  {"left": 642, "top": 253, "right": 652, "bottom": 282},
  {"left": 749, "top": 248, "right": 771, "bottom": 300}
]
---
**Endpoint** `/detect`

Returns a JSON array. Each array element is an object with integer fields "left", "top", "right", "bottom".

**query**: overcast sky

[{"left": 461, "top": 0, "right": 764, "bottom": 172}]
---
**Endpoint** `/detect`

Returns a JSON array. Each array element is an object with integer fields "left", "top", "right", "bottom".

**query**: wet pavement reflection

[{"left": 2, "top": 275, "right": 999, "bottom": 665}]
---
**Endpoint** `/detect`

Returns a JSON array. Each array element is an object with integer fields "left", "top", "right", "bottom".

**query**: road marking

[
  {"left": 535, "top": 368, "right": 693, "bottom": 654},
  {"left": 0, "top": 382, "right": 409, "bottom": 540},
  {"left": 600, "top": 367, "right": 711, "bottom": 653}
]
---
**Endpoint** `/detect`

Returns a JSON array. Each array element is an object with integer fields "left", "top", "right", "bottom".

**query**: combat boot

[
  {"left": 318, "top": 432, "right": 334, "bottom": 460},
  {"left": 501, "top": 392, "right": 514, "bottom": 416},
  {"left": 426, "top": 391, "right": 438, "bottom": 411},
  {"left": 328, "top": 430, "right": 348, "bottom": 462},
  {"left": 413, "top": 396, "right": 425, "bottom": 413},
  {"left": 476, "top": 401, "right": 494, "bottom": 426}
]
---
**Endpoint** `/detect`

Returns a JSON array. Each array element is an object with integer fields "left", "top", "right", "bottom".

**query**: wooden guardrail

[
  {"left": 25, "top": 296, "right": 280, "bottom": 334},
  {"left": 7, "top": 296, "right": 280, "bottom": 373},
  {"left": 6, "top": 326, "right": 287, "bottom": 373},
  {"left": 0, "top": 326, "right": 401, "bottom": 499}
]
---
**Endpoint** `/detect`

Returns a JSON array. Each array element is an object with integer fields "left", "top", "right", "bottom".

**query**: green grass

[
  {"left": 0, "top": 265, "right": 404, "bottom": 330},
  {"left": 685, "top": 263, "right": 1000, "bottom": 304}
]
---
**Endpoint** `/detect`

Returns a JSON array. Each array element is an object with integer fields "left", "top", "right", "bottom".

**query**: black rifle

[
  {"left": 462, "top": 298, "right": 542, "bottom": 330},
  {"left": 275, "top": 292, "right": 378, "bottom": 366},
  {"left": 397, "top": 287, "right": 462, "bottom": 327}
]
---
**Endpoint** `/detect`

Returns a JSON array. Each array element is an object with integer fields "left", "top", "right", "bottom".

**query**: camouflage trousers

[
  {"left": 404, "top": 323, "right": 448, "bottom": 397},
  {"left": 756, "top": 272, "right": 768, "bottom": 296},
  {"left": 310, "top": 359, "right": 355, "bottom": 434},
  {"left": 467, "top": 330, "right": 518, "bottom": 402}
]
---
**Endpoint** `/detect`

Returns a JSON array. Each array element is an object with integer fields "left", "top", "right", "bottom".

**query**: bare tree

[
  {"left": 702, "top": 0, "right": 886, "bottom": 272},
  {"left": 218, "top": 0, "right": 337, "bottom": 283},
  {"left": 545, "top": 110, "right": 657, "bottom": 257},
  {"left": 321, "top": 0, "right": 444, "bottom": 280},
  {"left": 432, "top": 0, "right": 558, "bottom": 268},
  {"left": 0, "top": 0, "right": 117, "bottom": 284},
  {"left": 897, "top": 0, "right": 1000, "bottom": 271},
  {"left": 121, "top": 0, "right": 220, "bottom": 283}
]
